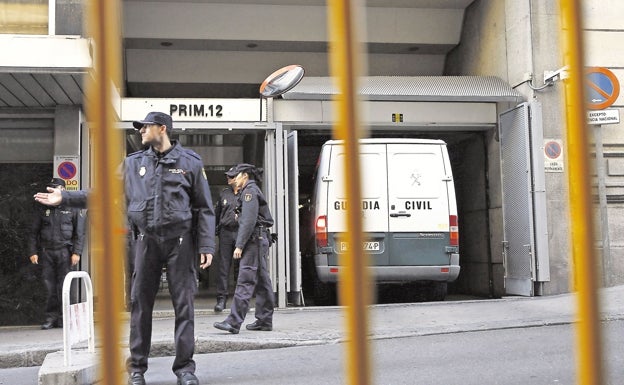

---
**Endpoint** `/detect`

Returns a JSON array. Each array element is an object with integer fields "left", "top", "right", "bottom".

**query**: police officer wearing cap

[
  {"left": 214, "top": 163, "right": 275, "bottom": 334},
  {"left": 213, "top": 165, "right": 241, "bottom": 313},
  {"left": 28, "top": 178, "right": 86, "bottom": 330},
  {"left": 125, "top": 112, "right": 215, "bottom": 385}
]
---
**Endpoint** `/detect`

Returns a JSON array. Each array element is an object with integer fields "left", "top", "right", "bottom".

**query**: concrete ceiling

[
  {"left": 122, "top": 0, "right": 474, "bottom": 98},
  {"left": 0, "top": 0, "right": 474, "bottom": 107}
]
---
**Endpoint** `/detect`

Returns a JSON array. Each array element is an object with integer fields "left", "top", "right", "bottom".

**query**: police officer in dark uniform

[
  {"left": 125, "top": 112, "right": 215, "bottom": 385},
  {"left": 214, "top": 163, "right": 275, "bottom": 334},
  {"left": 28, "top": 177, "right": 86, "bottom": 330},
  {"left": 213, "top": 165, "right": 241, "bottom": 312}
]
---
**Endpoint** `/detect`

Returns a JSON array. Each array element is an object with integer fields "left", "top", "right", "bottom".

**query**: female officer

[{"left": 213, "top": 163, "right": 275, "bottom": 334}]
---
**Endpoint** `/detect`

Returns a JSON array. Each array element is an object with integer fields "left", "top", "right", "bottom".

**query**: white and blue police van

[{"left": 308, "top": 138, "right": 459, "bottom": 304}]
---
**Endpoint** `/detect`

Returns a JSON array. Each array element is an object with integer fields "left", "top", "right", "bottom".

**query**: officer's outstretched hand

[
  {"left": 233, "top": 247, "right": 243, "bottom": 260},
  {"left": 200, "top": 253, "right": 213, "bottom": 269},
  {"left": 30, "top": 254, "right": 38, "bottom": 264},
  {"left": 34, "top": 187, "right": 63, "bottom": 206}
]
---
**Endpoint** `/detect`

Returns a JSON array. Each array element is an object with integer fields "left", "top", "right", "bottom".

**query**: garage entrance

[{"left": 119, "top": 76, "right": 545, "bottom": 307}]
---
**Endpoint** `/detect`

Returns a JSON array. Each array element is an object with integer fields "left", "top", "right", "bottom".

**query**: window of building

[{"left": 0, "top": 0, "right": 49, "bottom": 35}]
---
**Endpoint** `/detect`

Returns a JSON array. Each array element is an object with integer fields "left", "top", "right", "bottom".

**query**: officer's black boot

[
  {"left": 214, "top": 296, "right": 226, "bottom": 312},
  {"left": 41, "top": 318, "right": 55, "bottom": 330},
  {"left": 128, "top": 372, "right": 146, "bottom": 385}
]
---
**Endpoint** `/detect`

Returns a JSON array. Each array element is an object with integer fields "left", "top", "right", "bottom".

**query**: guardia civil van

[{"left": 308, "top": 138, "right": 459, "bottom": 304}]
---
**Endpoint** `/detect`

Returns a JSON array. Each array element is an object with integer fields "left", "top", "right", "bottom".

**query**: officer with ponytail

[{"left": 214, "top": 163, "right": 275, "bottom": 334}]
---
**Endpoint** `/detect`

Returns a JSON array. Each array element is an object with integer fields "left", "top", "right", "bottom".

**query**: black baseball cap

[
  {"left": 47, "top": 177, "right": 66, "bottom": 188},
  {"left": 132, "top": 112, "right": 173, "bottom": 131},
  {"left": 236, "top": 163, "right": 255, "bottom": 174},
  {"left": 236, "top": 163, "right": 263, "bottom": 181},
  {"left": 225, "top": 165, "right": 239, "bottom": 178}
]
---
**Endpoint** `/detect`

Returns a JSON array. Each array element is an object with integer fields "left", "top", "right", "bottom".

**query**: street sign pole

[{"left": 593, "top": 125, "right": 612, "bottom": 286}]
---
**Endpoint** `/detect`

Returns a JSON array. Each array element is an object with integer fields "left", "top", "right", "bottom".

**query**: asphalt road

[{"left": 3, "top": 320, "right": 622, "bottom": 385}]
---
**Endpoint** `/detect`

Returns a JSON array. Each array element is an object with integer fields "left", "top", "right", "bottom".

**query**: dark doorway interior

[{"left": 0, "top": 163, "right": 53, "bottom": 325}]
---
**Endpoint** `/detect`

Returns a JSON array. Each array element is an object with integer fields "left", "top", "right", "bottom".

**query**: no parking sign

[
  {"left": 585, "top": 67, "right": 620, "bottom": 110},
  {"left": 54, "top": 155, "right": 80, "bottom": 190},
  {"left": 544, "top": 139, "right": 564, "bottom": 173}
]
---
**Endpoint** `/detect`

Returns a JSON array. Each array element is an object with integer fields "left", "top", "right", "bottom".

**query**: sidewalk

[{"left": 2, "top": 285, "right": 623, "bottom": 371}]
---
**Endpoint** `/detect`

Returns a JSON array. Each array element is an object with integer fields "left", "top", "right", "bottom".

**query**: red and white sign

[
  {"left": 54, "top": 155, "right": 81, "bottom": 191},
  {"left": 544, "top": 139, "right": 564, "bottom": 173}
]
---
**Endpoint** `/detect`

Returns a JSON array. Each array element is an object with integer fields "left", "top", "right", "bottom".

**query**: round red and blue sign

[
  {"left": 585, "top": 67, "right": 620, "bottom": 110},
  {"left": 57, "top": 161, "right": 77, "bottom": 180}
]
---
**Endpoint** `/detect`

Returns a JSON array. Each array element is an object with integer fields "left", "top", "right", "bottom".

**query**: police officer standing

[
  {"left": 28, "top": 178, "right": 86, "bottom": 330},
  {"left": 214, "top": 163, "right": 275, "bottom": 334},
  {"left": 213, "top": 165, "right": 241, "bottom": 312},
  {"left": 125, "top": 112, "right": 215, "bottom": 385}
]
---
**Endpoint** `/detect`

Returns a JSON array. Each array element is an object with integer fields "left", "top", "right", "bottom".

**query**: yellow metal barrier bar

[
  {"left": 85, "top": 0, "right": 126, "bottom": 384},
  {"left": 327, "top": 1, "right": 372, "bottom": 385},
  {"left": 559, "top": 1, "right": 603, "bottom": 384}
]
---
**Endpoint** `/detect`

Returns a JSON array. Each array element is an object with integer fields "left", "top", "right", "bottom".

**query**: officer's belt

[
  {"left": 254, "top": 226, "right": 269, "bottom": 235},
  {"left": 41, "top": 244, "right": 70, "bottom": 251}
]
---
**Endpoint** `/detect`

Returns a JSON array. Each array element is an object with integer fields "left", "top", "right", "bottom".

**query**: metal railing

[{"left": 62, "top": 271, "right": 95, "bottom": 367}]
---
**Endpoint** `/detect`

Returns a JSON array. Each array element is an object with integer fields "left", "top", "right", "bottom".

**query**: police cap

[
  {"left": 225, "top": 165, "right": 239, "bottom": 178},
  {"left": 47, "top": 177, "right": 66, "bottom": 188},
  {"left": 132, "top": 111, "right": 173, "bottom": 133},
  {"left": 236, "top": 163, "right": 263, "bottom": 181}
]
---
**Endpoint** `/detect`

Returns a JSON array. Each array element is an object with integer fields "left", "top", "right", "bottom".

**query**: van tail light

[
  {"left": 316, "top": 215, "right": 328, "bottom": 247},
  {"left": 449, "top": 215, "right": 459, "bottom": 247}
]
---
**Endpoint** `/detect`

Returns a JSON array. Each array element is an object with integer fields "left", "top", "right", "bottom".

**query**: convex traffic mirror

[{"left": 259, "top": 64, "right": 305, "bottom": 98}]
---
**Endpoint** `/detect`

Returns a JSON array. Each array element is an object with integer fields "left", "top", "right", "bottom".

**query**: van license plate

[
  {"left": 339, "top": 241, "right": 382, "bottom": 252},
  {"left": 363, "top": 242, "right": 380, "bottom": 251}
]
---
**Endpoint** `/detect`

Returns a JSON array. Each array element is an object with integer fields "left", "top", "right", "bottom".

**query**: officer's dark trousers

[
  {"left": 216, "top": 228, "right": 238, "bottom": 300},
  {"left": 40, "top": 247, "right": 71, "bottom": 322},
  {"left": 226, "top": 233, "right": 274, "bottom": 329},
  {"left": 127, "top": 232, "right": 197, "bottom": 376}
]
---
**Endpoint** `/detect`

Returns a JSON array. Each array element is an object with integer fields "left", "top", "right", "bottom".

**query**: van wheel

[
  {"left": 425, "top": 282, "right": 447, "bottom": 302},
  {"left": 313, "top": 279, "right": 337, "bottom": 306}
]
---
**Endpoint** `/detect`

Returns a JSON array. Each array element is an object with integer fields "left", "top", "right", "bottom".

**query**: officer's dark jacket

[
  {"left": 27, "top": 203, "right": 87, "bottom": 256},
  {"left": 123, "top": 141, "right": 216, "bottom": 254},
  {"left": 215, "top": 186, "right": 238, "bottom": 233},
  {"left": 235, "top": 180, "right": 274, "bottom": 250}
]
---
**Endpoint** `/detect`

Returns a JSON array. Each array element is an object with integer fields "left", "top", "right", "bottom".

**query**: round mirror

[{"left": 259, "top": 64, "right": 305, "bottom": 98}]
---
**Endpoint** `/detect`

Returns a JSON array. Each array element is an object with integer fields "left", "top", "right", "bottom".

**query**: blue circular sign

[
  {"left": 586, "top": 67, "right": 620, "bottom": 110},
  {"left": 58, "top": 161, "right": 77, "bottom": 179}
]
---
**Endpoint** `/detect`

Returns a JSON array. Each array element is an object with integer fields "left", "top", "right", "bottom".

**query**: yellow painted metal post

[
  {"left": 85, "top": 0, "right": 126, "bottom": 384},
  {"left": 327, "top": 1, "right": 372, "bottom": 385},
  {"left": 559, "top": 1, "right": 603, "bottom": 384}
]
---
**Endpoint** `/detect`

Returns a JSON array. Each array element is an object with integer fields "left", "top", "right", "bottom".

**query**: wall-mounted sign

[
  {"left": 587, "top": 109, "right": 620, "bottom": 125},
  {"left": 54, "top": 155, "right": 81, "bottom": 190},
  {"left": 121, "top": 98, "right": 265, "bottom": 122},
  {"left": 544, "top": 139, "right": 564, "bottom": 173}
]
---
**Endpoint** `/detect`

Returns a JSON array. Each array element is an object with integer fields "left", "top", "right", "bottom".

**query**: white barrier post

[{"left": 62, "top": 271, "right": 95, "bottom": 366}]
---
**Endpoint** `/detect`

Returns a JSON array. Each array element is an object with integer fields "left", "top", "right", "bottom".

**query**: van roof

[{"left": 324, "top": 138, "right": 446, "bottom": 145}]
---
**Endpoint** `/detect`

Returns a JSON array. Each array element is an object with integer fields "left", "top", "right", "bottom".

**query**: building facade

[{"left": 1, "top": 0, "right": 622, "bottom": 309}]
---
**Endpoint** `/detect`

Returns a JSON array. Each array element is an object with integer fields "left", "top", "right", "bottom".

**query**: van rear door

[
  {"left": 387, "top": 143, "right": 451, "bottom": 265},
  {"left": 326, "top": 143, "right": 389, "bottom": 234}
]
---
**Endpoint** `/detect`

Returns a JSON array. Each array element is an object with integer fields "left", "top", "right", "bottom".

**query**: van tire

[
  {"left": 425, "top": 282, "right": 447, "bottom": 302},
  {"left": 313, "top": 278, "right": 337, "bottom": 306}
]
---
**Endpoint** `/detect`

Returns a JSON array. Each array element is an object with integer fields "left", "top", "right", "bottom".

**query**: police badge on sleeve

[{"left": 244, "top": 193, "right": 252, "bottom": 202}]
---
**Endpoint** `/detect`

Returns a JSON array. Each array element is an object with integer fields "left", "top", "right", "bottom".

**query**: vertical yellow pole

[
  {"left": 327, "top": 1, "right": 372, "bottom": 385},
  {"left": 559, "top": 1, "right": 603, "bottom": 384},
  {"left": 85, "top": 0, "right": 126, "bottom": 384}
]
